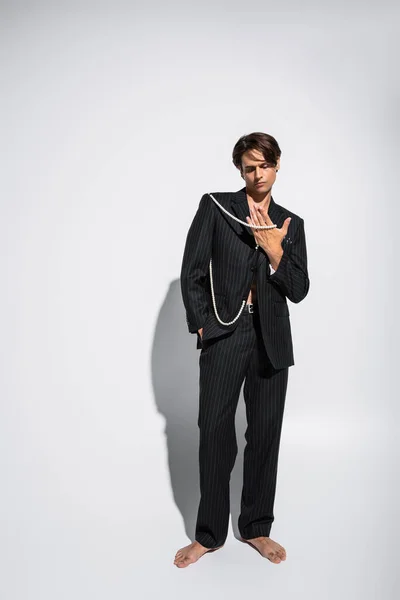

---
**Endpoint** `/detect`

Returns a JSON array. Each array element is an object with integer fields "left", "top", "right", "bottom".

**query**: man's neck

[{"left": 246, "top": 189, "right": 272, "bottom": 212}]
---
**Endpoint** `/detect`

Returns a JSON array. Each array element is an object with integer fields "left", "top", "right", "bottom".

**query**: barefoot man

[{"left": 175, "top": 132, "right": 310, "bottom": 567}]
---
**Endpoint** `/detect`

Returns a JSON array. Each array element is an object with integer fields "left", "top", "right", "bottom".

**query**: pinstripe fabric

[
  {"left": 180, "top": 187, "right": 309, "bottom": 548},
  {"left": 180, "top": 186, "right": 310, "bottom": 369},
  {"left": 196, "top": 308, "right": 288, "bottom": 548}
]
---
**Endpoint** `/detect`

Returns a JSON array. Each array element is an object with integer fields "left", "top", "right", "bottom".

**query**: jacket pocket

[{"left": 273, "top": 301, "right": 290, "bottom": 317}]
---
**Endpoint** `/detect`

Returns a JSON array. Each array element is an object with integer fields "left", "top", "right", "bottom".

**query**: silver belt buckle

[{"left": 247, "top": 303, "right": 254, "bottom": 313}]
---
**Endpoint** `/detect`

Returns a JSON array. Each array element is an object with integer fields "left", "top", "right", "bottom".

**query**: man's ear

[{"left": 276, "top": 157, "right": 281, "bottom": 171}]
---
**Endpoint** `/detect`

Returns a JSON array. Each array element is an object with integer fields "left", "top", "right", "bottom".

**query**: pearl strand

[
  {"left": 208, "top": 193, "right": 277, "bottom": 230},
  {"left": 206, "top": 193, "right": 271, "bottom": 327},
  {"left": 209, "top": 258, "right": 246, "bottom": 326}
]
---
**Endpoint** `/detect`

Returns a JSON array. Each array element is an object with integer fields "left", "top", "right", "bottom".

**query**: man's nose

[{"left": 255, "top": 167, "right": 262, "bottom": 178}]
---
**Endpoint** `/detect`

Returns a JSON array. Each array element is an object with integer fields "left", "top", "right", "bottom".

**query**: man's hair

[{"left": 232, "top": 132, "right": 281, "bottom": 173}]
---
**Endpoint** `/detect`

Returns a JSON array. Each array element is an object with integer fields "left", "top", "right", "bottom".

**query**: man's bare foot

[
  {"left": 173, "top": 541, "right": 222, "bottom": 568},
  {"left": 240, "top": 536, "right": 286, "bottom": 563}
]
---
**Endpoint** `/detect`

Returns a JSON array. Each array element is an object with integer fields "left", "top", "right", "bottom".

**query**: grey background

[{"left": 1, "top": 1, "right": 399, "bottom": 598}]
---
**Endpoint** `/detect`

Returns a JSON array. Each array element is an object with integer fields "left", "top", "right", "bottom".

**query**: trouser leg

[
  {"left": 195, "top": 316, "right": 254, "bottom": 548},
  {"left": 238, "top": 311, "right": 289, "bottom": 540}
]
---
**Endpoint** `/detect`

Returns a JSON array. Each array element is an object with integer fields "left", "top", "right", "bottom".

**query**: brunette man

[{"left": 174, "top": 132, "right": 309, "bottom": 568}]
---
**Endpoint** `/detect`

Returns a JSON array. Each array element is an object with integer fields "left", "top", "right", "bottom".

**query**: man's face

[{"left": 240, "top": 148, "right": 280, "bottom": 195}]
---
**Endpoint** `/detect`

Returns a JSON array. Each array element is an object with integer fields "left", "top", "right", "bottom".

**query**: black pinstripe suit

[{"left": 180, "top": 186, "right": 309, "bottom": 547}]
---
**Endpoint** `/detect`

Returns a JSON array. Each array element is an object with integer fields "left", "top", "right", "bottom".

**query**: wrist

[{"left": 268, "top": 248, "right": 284, "bottom": 270}]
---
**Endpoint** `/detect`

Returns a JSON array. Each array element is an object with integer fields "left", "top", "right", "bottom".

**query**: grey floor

[{"left": 2, "top": 408, "right": 396, "bottom": 600}]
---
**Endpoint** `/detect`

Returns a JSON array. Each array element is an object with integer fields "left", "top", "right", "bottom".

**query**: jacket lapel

[
  {"left": 258, "top": 194, "right": 285, "bottom": 266},
  {"left": 230, "top": 187, "right": 285, "bottom": 264},
  {"left": 213, "top": 188, "right": 250, "bottom": 240}
]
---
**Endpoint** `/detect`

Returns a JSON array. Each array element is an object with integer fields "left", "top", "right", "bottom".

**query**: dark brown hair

[{"left": 232, "top": 132, "right": 281, "bottom": 173}]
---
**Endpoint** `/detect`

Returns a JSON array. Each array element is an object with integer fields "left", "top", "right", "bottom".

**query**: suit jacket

[{"left": 180, "top": 186, "right": 310, "bottom": 369}]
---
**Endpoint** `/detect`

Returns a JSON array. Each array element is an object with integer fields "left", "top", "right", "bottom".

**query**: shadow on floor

[{"left": 151, "top": 278, "right": 247, "bottom": 542}]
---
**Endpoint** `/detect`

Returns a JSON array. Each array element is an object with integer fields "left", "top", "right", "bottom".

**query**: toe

[
  {"left": 269, "top": 551, "right": 280, "bottom": 563},
  {"left": 176, "top": 560, "right": 186, "bottom": 568},
  {"left": 271, "top": 554, "right": 281, "bottom": 563}
]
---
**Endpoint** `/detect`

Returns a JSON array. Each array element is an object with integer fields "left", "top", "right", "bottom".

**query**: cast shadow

[{"left": 151, "top": 278, "right": 247, "bottom": 543}]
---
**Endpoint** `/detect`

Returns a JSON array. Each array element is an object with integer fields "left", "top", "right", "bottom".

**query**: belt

[{"left": 243, "top": 302, "right": 257, "bottom": 314}]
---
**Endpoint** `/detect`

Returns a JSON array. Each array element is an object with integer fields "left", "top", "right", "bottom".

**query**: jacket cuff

[
  {"left": 268, "top": 248, "right": 290, "bottom": 283},
  {"left": 187, "top": 317, "right": 207, "bottom": 334}
]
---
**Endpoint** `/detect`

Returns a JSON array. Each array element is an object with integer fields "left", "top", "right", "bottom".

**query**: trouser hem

[
  {"left": 239, "top": 525, "right": 272, "bottom": 539},
  {"left": 195, "top": 534, "right": 225, "bottom": 549}
]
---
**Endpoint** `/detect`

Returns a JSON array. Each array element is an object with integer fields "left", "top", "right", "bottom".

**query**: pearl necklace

[{"left": 207, "top": 193, "right": 277, "bottom": 326}]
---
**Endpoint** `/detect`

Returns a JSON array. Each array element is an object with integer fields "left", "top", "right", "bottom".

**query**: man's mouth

[{"left": 255, "top": 182, "right": 264, "bottom": 187}]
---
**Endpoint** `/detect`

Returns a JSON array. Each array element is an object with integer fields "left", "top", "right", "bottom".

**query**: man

[{"left": 174, "top": 132, "right": 309, "bottom": 568}]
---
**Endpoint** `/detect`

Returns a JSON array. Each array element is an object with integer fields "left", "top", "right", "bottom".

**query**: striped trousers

[{"left": 195, "top": 305, "right": 289, "bottom": 548}]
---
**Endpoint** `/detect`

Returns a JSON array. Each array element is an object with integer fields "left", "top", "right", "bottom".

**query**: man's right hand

[{"left": 198, "top": 328, "right": 203, "bottom": 340}]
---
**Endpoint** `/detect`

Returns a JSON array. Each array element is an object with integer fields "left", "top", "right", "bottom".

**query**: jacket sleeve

[
  {"left": 180, "top": 193, "right": 215, "bottom": 333},
  {"left": 268, "top": 218, "right": 310, "bottom": 303}
]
